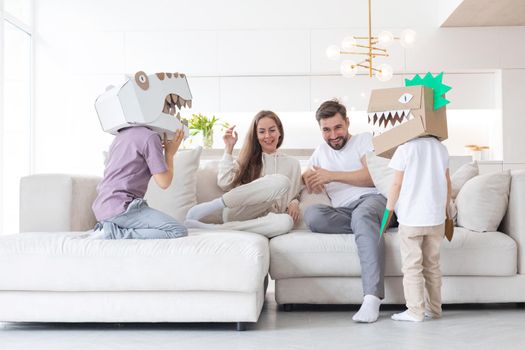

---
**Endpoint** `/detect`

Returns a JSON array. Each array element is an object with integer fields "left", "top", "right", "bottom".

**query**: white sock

[
  {"left": 391, "top": 310, "right": 423, "bottom": 322},
  {"left": 184, "top": 219, "right": 218, "bottom": 230},
  {"left": 186, "top": 198, "right": 225, "bottom": 221},
  {"left": 352, "top": 295, "right": 382, "bottom": 323}
]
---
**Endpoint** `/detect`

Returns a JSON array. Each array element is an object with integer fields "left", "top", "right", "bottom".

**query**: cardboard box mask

[
  {"left": 95, "top": 71, "right": 191, "bottom": 139},
  {"left": 368, "top": 73, "right": 451, "bottom": 158}
]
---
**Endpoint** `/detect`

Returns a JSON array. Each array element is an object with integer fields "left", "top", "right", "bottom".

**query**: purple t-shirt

[{"left": 92, "top": 127, "right": 167, "bottom": 221}]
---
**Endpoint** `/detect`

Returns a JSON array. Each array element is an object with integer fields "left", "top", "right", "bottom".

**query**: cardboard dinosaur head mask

[
  {"left": 95, "top": 71, "right": 192, "bottom": 138},
  {"left": 368, "top": 72, "right": 451, "bottom": 158}
]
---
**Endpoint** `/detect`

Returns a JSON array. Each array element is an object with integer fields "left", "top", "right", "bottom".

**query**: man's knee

[
  {"left": 352, "top": 197, "right": 384, "bottom": 223},
  {"left": 304, "top": 204, "right": 330, "bottom": 232},
  {"left": 350, "top": 206, "right": 381, "bottom": 236}
]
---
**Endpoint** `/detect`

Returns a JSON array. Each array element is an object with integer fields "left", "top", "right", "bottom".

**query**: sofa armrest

[
  {"left": 20, "top": 174, "right": 101, "bottom": 232},
  {"left": 501, "top": 170, "right": 525, "bottom": 274}
]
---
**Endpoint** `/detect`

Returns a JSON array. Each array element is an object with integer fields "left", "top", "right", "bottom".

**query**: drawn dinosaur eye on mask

[
  {"left": 398, "top": 93, "right": 413, "bottom": 104},
  {"left": 135, "top": 71, "right": 150, "bottom": 91}
]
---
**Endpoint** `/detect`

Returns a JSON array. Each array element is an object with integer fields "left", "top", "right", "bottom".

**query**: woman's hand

[
  {"left": 223, "top": 125, "right": 238, "bottom": 154},
  {"left": 287, "top": 201, "right": 300, "bottom": 224}
]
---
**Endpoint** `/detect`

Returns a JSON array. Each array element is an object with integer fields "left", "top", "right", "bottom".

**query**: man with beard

[{"left": 303, "top": 99, "right": 389, "bottom": 323}]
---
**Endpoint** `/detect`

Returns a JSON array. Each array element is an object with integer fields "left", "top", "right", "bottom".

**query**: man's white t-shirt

[
  {"left": 389, "top": 137, "right": 449, "bottom": 226},
  {"left": 308, "top": 133, "right": 378, "bottom": 207}
]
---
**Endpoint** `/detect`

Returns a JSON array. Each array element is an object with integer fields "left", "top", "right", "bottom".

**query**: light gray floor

[{"left": 1, "top": 293, "right": 524, "bottom": 350}]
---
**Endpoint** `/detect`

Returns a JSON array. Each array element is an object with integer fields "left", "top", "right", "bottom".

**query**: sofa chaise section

[{"left": 0, "top": 175, "right": 269, "bottom": 329}]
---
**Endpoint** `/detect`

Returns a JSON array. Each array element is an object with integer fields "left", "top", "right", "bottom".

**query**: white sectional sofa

[
  {"left": 271, "top": 168, "right": 525, "bottom": 308},
  {"left": 0, "top": 150, "right": 524, "bottom": 329},
  {"left": 0, "top": 173, "right": 269, "bottom": 331}
]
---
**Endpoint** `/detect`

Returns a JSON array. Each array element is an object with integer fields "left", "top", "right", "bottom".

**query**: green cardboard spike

[
  {"left": 379, "top": 209, "right": 392, "bottom": 240},
  {"left": 405, "top": 72, "right": 452, "bottom": 110}
]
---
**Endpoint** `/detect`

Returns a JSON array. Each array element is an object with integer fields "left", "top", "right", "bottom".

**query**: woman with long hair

[{"left": 185, "top": 110, "right": 302, "bottom": 237}]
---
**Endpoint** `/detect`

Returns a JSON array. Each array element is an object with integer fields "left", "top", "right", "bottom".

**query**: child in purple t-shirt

[{"left": 90, "top": 126, "right": 187, "bottom": 239}]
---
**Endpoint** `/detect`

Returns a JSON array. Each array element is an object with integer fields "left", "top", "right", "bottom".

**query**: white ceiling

[{"left": 442, "top": 0, "right": 525, "bottom": 27}]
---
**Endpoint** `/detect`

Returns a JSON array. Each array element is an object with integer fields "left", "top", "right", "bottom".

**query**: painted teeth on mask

[
  {"left": 163, "top": 94, "right": 193, "bottom": 115},
  {"left": 159, "top": 71, "right": 193, "bottom": 116},
  {"left": 368, "top": 109, "right": 413, "bottom": 134}
]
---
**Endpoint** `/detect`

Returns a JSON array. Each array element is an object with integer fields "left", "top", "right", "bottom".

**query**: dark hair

[
  {"left": 315, "top": 99, "right": 347, "bottom": 123},
  {"left": 231, "top": 111, "right": 284, "bottom": 187}
]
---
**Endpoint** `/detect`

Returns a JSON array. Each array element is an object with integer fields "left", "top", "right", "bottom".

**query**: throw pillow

[
  {"left": 456, "top": 170, "right": 511, "bottom": 233},
  {"left": 451, "top": 161, "right": 479, "bottom": 199},
  {"left": 365, "top": 152, "right": 394, "bottom": 198},
  {"left": 144, "top": 146, "right": 202, "bottom": 223}
]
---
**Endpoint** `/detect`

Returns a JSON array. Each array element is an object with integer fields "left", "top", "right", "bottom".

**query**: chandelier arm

[
  {"left": 340, "top": 51, "right": 375, "bottom": 55},
  {"left": 341, "top": 52, "right": 388, "bottom": 58},
  {"left": 358, "top": 65, "right": 382, "bottom": 73},
  {"left": 352, "top": 44, "right": 387, "bottom": 52}
]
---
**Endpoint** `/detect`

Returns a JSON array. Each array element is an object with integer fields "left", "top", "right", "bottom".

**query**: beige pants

[
  {"left": 219, "top": 174, "right": 293, "bottom": 238},
  {"left": 399, "top": 223, "right": 445, "bottom": 320}
]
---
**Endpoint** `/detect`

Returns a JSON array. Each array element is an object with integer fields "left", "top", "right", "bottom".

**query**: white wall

[{"left": 33, "top": 0, "right": 525, "bottom": 176}]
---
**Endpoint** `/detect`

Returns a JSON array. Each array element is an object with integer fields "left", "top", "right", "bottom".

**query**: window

[{"left": 1, "top": 0, "right": 33, "bottom": 234}]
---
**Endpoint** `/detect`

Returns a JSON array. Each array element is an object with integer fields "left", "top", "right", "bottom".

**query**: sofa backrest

[
  {"left": 18, "top": 162, "right": 525, "bottom": 269},
  {"left": 196, "top": 160, "right": 227, "bottom": 223},
  {"left": 19, "top": 174, "right": 100, "bottom": 233}
]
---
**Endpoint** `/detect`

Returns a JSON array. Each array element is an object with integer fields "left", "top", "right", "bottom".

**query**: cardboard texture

[
  {"left": 368, "top": 85, "right": 448, "bottom": 158},
  {"left": 445, "top": 217, "right": 454, "bottom": 241},
  {"left": 95, "top": 71, "right": 192, "bottom": 139}
]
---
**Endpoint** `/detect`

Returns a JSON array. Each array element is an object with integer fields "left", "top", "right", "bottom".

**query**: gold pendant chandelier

[{"left": 326, "top": 0, "right": 416, "bottom": 81}]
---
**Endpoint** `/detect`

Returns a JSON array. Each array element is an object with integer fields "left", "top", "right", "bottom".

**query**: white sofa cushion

[
  {"left": 196, "top": 160, "right": 227, "bottom": 224},
  {"left": 0, "top": 230, "right": 269, "bottom": 293},
  {"left": 451, "top": 161, "right": 479, "bottom": 199},
  {"left": 145, "top": 147, "right": 202, "bottom": 222},
  {"left": 456, "top": 171, "right": 511, "bottom": 232},
  {"left": 269, "top": 227, "right": 517, "bottom": 279},
  {"left": 19, "top": 175, "right": 100, "bottom": 233}
]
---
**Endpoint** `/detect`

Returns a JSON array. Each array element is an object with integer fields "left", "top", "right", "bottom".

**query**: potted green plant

[{"left": 187, "top": 113, "right": 226, "bottom": 149}]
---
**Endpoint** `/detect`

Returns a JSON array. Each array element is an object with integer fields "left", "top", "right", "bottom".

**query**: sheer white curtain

[{"left": 1, "top": 0, "right": 33, "bottom": 234}]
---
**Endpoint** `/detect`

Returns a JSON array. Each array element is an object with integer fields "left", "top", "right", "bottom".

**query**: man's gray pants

[
  {"left": 98, "top": 198, "right": 188, "bottom": 239},
  {"left": 303, "top": 193, "right": 387, "bottom": 299}
]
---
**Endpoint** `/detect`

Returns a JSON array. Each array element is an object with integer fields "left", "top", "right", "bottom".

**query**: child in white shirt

[{"left": 386, "top": 136, "right": 451, "bottom": 322}]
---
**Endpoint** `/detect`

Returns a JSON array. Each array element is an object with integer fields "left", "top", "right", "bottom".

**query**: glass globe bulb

[
  {"left": 340, "top": 60, "right": 358, "bottom": 78},
  {"left": 326, "top": 45, "right": 341, "bottom": 60},
  {"left": 400, "top": 29, "right": 416, "bottom": 48},
  {"left": 377, "top": 30, "right": 394, "bottom": 46},
  {"left": 376, "top": 63, "right": 393, "bottom": 82},
  {"left": 341, "top": 36, "right": 356, "bottom": 52}
]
